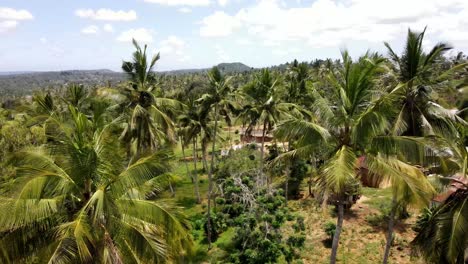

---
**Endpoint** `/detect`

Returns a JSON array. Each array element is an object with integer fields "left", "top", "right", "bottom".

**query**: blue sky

[{"left": 1, "top": 0, "right": 467, "bottom": 71}]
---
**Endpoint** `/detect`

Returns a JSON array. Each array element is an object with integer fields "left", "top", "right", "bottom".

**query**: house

[{"left": 239, "top": 129, "right": 273, "bottom": 144}]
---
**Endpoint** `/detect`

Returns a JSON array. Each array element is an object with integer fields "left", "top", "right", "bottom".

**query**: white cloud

[
  {"left": 178, "top": 7, "right": 192, "bottom": 13},
  {"left": 198, "top": 0, "right": 468, "bottom": 50},
  {"left": 0, "top": 20, "right": 17, "bottom": 33},
  {"left": 0, "top": 8, "right": 33, "bottom": 20},
  {"left": 117, "top": 28, "right": 154, "bottom": 43},
  {"left": 157, "top": 35, "right": 191, "bottom": 62},
  {"left": 0, "top": 8, "right": 33, "bottom": 33},
  {"left": 81, "top": 25, "right": 99, "bottom": 35},
  {"left": 103, "top": 24, "right": 114, "bottom": 33},
  {"left": 218, "top": 0, "right": 229, "bottom": 7},
  {"left": 143, "top": 0, "right": 210, "bottom": 6},
  {"left": 200, "top": 11, "right": 242, "bottom": 37},
  {"left": 75, "top": 9, "right": 137, "bottom": 21},
  {"left": 40, "top": 37, "right": 47, "bottom": 44}
]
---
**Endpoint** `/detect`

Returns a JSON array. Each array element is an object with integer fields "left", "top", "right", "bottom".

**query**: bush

[
  {"left": 287, "top": 234, "right": 306, "bottom": 247},
  {"left": 202, "top": 211, "right": 227, "bottom": 242},
  {"left": 413, "top": 207, "right": 434, "bottom": 232},
  {"left": 323, "top": 221, "right": 336, "bottom": 240}
]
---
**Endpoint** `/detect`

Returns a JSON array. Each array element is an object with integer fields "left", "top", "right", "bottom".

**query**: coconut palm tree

[
  {"left": 178, "top": 99, "right": 205, "bottom": 204},
  {"left": 286, "top": 59, "right": 312, "bottom": 107},
  {"left": 276, "top": 51, "right": 435, "bottom": 264},
  {"left": 0, "top": 105, "right": 192, "bottom": 263},
  {"left": 239, "top": 69, "right": 301, "bottom": 188},
  {"left": 369, "top": 156, "right": 435, "bottom": 264},
  {"left": 120, "top": 39, "right": 183, "bottom": 163},
  {"left": 196, "top": 66, "right": 234, "bottom": 248},
  {"left": 384, "top": 28, "right": 466, "bottom": 138}
]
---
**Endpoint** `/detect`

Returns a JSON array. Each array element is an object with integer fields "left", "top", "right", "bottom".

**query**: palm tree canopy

[
  {"left": 384, "top": 28, "right": 466, "bottom": 138},
  {"left": 122, "top": 39, "right": 160, "bottom": 92},
  {"left": 276, "top": 51, "right": 434, "bottom": 202},
  {"left": 0, "top": 106, "right": 192, "bottom": 263}
]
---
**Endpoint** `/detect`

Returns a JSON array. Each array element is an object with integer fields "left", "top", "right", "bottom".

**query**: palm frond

[
  {"left": 320, "top": 146, "right": 357, "bottom": 194},
  {"left": 110, "top": 151, "right": 171, "bottom": 197}
]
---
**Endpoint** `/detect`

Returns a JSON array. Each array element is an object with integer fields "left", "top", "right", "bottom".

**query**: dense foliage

[{"left": 214, "top": 148, "right": 306, "bottom": 263}]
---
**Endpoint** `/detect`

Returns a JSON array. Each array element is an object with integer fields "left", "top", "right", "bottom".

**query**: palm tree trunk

[
  {"left": 383, "top": 196, "right": 397, "bottom": 264},
  {"left": 180, "top": 137, "right": 193, "bottom": 183},
  {"left": 201, "top": 144, "right": 208, "bottom": 173},
  {"left": 84, "top": 178, "right": 91, "bottom": 201},
  {"left": 285, "top": 164, "right": 289, "bottom": 202},
  {"left": 193, "top": 139, "right": 201, "bottom": 204},
  {"left": 284, "top": 140, "right": 291, "bottom": 201},
  {"left": 228, "top": 125, "right": 232, "bottom": 147},
  {"left": 260, "top": 120, "right": 267, "bottom": 187},
  {"left": 260, "top": 121, "right": 267, "bottom": 169},
  {"left": 207, "top": 103, "right": 219, "bottom": 249},
  {"left": 309, "top": 157, "right": 315, "bottom": 196},
  {"left": 330, "top": 201, "right": 344, "bottom": 264}
]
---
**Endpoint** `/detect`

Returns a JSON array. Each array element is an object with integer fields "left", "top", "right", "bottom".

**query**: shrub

[{"left": 323, "top": 221, "right": 336, "bottom": 240}]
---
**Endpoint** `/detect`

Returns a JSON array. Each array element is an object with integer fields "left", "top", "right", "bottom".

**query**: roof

[{"left": 240, "top": 129, "right": 273, "bottom": 138}]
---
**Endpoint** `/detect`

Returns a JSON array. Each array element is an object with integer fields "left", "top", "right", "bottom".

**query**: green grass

[
  {"left": 361, "top": 187, "right": 392, "bottom": 211},
  {"left": 162, "top": 157, "right": 230, "bottom": 263}
]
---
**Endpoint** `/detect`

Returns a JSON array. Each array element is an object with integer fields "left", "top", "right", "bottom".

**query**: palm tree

[
  {"left": 120, "top": 39, "right": 182, "bottom": 163},
  {"left": 178, "top": 99, "right": 204, "bottom": 204},
  {"left": 64, "top": 83, "right": 88, "bottom": 109},
  {"left": 370, "top": 157, "right": 435, "bottom": 264},
  {"left": 384, "top": 28, "right": 466, "bottom": 138},
  {"left": 0, "top": 106, "right": 192, "bottom": 263},
  {"left": 286, "top": 59, "right": 312, "bottom": 107},
  {"left": 196, "top": 66, "right": 233, "bottom": 248},
  {"left": 239, "top": 69, "right": 301, "bottom": 187},
  {"left": 276, "top": 51, "right": 435, "bottom": 264}
]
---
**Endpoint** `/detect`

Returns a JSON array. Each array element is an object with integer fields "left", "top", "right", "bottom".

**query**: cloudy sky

[{"left": 1, "top": 0, "right": 468, "bottom": 71}]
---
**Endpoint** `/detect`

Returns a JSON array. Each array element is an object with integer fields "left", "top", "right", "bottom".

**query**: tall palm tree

[
  {"left": 370, "top": 157, "right": 435, "bottom": 264},
  {"left": 239, "top": 69, "right": 301, "bottom": 187},
  {"left": 178, "top": 99, "right": 204, "bottom": 204},
  {"left": 384, "top": 28, "right": 466, "bottom": 138},
  {"left": 276, "top": 51, "right": 435, "bottom": 264},
  {"left": 120, "top": 39, "right": 182, "bottom": 163},
  {"left": 196, "top": 67, "right": 233, "bottom": 248},
  {"left": 286, "top": 59, "right": 312, "bottom": 107},
  {"left": 0, "top": 106, "right": 192, "bottom": 263}
]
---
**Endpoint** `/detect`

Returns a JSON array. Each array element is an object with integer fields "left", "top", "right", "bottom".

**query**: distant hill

[
  {"left": 216, "top": 62, "right": 252, "bottom": 73},
  {"left": 0, "top": 63, "right": 253, "bottom": 96},
  {"left": 0, "top": 70, "right": 127, "bottom": 96},
  {"left": 0, "top": 71, "right": 35, "bottom": 76}
]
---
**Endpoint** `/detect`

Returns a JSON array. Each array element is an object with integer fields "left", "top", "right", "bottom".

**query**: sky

[{"left": 1, "top": 0, "right": 468, "bottom": 72}]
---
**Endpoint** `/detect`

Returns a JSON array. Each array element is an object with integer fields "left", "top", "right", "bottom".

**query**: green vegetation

[{"left": 0, "top": 28, "right": 467, "bottom": 264}]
